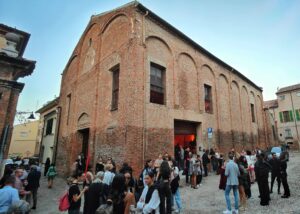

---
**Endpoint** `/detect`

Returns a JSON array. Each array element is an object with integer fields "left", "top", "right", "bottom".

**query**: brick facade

[
  {"left": 0, "top": 24, "right": 35, "bottom": 160},
  {"left": 56, "top": 2, "right": 273, "bottom": 176}
]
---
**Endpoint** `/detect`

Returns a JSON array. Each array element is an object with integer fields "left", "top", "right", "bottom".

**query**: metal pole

[{"left": 289, "top": 92, "right": 300, "bottom": 146}]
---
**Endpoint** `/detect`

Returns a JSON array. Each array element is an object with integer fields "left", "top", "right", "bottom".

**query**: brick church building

[{"left": 56, "top": 2, "right": 273, "bottom": 174}]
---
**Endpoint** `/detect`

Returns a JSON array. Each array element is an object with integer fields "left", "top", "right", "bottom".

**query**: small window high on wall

[
  {"left": 45, "top": 118, "right": 53, "bottom": 135},
  {"left": 111, "top": 65, "right": 120, "bottom": 110},
  {"left": 66, "top": 94, "right": 71, "bottom": 125},
  {"left": 150, "top": 63, "right": 165, "bottom": 105},
  {"left": 204, "top": 84, "right": 213, "bottom": 113},
  {"left": 251, "top": 103, "right": 255, "bottom": 122}
]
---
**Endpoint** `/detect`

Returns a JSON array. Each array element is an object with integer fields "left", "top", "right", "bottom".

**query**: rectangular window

[
  {"left": 150, "top": 63, "right": 165, "bottom": 105},
  {"left": 204, "top": 84, "right": 213, "bottom": 113},
  {"left": 45, "top": 118, "right": 54, "bottom": 135},
  {"left": 282, "top": 110, "right": 294, "bottom": 123},
  {"left": 285, "top": 128, "right": 292, "bottom": 138},
  {"left": 66, "top": 94, "right": 71, "bottom": 125},
  {"left": 250, "top": 103, "right": 255, "bottom": 122},
  {"left": 111, "top": 66, "right": 119, "bottom": 110},
  {"left": 279, "top": 95, "right": 285, "bottom": 100}
]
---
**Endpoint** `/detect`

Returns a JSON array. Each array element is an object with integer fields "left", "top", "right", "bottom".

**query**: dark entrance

[
  {"left": 174, "top": 120, "right": 198, "bottom": 153},
  {"left": 78, "top": 128, "right": 89, "bottom": 157}
]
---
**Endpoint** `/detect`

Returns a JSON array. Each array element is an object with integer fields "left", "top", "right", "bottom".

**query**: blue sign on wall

[{"left": 207, "top": 128, "right": 213, "bottom": 139}]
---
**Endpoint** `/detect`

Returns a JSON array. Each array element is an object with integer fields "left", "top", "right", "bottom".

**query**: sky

[{"left": 1, "top": 0, "right": 300, "bottom": 113}]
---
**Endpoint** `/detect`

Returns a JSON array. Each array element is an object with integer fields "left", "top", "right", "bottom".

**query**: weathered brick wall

[{"left": 0, "top": 85, "right": 21, "bottom": 158}]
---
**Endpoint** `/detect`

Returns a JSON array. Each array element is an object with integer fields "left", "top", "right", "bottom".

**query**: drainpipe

[
  {"left": 53, "top": 106, "right": 62, "bottom": 164},
  {"left": 289, "top": 92, "right": 300, "bottom": 146},
  {"left": 141, "top": 10, "right": 149, "bottom": 166}
]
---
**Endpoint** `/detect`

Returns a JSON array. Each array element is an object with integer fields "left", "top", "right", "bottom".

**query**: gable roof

[
  {"left": 276, "top": 83, "right": 300, "bottom": 95},
  {"left": 264, "top": 99, "right": 278, "bottom": 109},
  {"left": 36, "top": 97, "right": 59, "bottom": 114},
  {"left": 64, "top": 1, "right": 263, "bottom": 92}
]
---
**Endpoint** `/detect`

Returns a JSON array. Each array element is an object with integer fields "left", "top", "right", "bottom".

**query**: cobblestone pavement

[{"left": 32, "top": 152, "right": 300, "bottom": 214}]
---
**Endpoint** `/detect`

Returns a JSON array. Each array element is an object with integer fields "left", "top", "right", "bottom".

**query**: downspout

[
  {"left": 289, "top": 92, "right": 300, "bottom": 146},
  {"left": 228, "top": 69, "right": 234, "bottom": 149},
  {"left": 38, "top": 120, "right": 45, "bottom": 163},
  {"left": 142, "top": 10, "right": 149, "bottom": 166},
  {"left": 53, "top": 106, "right": 62, "bottom": 164}
]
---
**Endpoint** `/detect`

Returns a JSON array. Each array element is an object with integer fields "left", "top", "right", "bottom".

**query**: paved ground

[{"left": 32, "top": 152, "right": 300, "bottom": 214}]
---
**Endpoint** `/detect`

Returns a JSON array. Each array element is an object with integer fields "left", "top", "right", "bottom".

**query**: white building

[
  {"left": 36, "top": 97, "right": 59, "bottom": 163},
  {"left": 265, "top": 83, "right": 300, "bottom": 149}
]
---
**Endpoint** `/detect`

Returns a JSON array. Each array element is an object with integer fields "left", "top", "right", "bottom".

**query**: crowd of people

[
  {"left": 221, "top": 148, "right": 290, "bottom": 214},
  {"left": 66, "top": 153, "right": 182, "bottom": 214},
  {"left": 0, "top": 157, "right": 57, "bottom": 213},
  {"left": 0, "top": 145, "right": 291, "bottom": 214}
]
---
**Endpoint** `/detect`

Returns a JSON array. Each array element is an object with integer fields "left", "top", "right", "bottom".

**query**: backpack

[{"left": 58, "top": 190, "right": 70, "bottom": 212}]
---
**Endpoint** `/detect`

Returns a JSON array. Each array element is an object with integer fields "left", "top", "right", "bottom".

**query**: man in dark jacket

[
  {"left": 279, "top": 153, "right": 290, "bottom": 198},
  {"left": 25, "top": 166, "right": 41, "bottom": 209},
  {"left": 202, "top": 150, "right": 210, "bottom": 177},
  {"left": 269, "top": 153, "right": 281, "bottom": 194},
  {"left": 255, "top": 153, "right": 271, "bottom": 206}
]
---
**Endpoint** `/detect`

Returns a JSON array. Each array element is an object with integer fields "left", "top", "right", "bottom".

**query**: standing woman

[
  {"left": 157, "top": 160, "right": 172, "bottom": 214},
  {"left": 237, "top": 157, "right": 248, "bottom": 211},
  {"left": 107, "top": 173, "right": 135, "bottom": 214},
  {"left": 68, "top": 175, "right": 87, "bottom": 214},
  {"left": 95, "top": 156, "right": 105, "bottom": 173},
  {"left": 44, "top": 158, "right": 50, "bottom": 177},
  {"left": 46, "top": 163, "right": 57, "bottom": 188},
  {"left": 189, "top": 154, "right": 197, "bottom": 189},
  {"left": 170, "top": 160, "right": 182, "bottom": 212}
]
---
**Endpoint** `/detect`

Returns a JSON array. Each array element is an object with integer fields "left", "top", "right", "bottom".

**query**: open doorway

[
  {"left": 78, "top": 128, "right": 89, "bottom": 157},
  {"left": 174, "top": 120, "right": 198, "bottom": 154}
]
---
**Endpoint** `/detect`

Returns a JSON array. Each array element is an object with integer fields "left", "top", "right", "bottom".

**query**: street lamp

[{"left": 15, "top": 111, "right": 36, "bottom": 124}]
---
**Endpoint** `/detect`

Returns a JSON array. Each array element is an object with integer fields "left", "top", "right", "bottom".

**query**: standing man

[
  {"left": 279, "top": 153, "right": 290, "bottom": 198},
  {"left": 0, "top": 176, "right": 20, "bottom": 212},
  {"left": 184, "top": 147, "right": 191, "bottom": 184},
  {"left": 269, "top": 153, "right": 281, "bottom": 194},
  {"left": 223, "top": 152, "right": 240, "bottom": 214},
  {"left": 255, "top": 153, "right": 271, "bottom": 206},
  {"left": 26, "top": 166, "right": 41, "bottom": 210},
  {"left": 202, "top": 150, "right": 210, "bottom": 177}
]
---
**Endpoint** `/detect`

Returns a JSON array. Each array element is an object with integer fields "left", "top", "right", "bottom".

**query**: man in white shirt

[{"left": 137, "top": 172, "right": 160, "bottom": 214}]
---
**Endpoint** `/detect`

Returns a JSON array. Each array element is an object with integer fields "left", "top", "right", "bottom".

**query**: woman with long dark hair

[
  {"left": 157, "top": 160, "right": 172, "bottom": 214},
  {"left": 107, "top": 173, "right": 135, "bottom": 214}
]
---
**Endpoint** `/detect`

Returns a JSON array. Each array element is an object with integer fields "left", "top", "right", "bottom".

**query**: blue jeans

[
  {"left": 225, "top": 185, "right": 239, "bottom": 211},
  {"left": 173, "top": 189, "right": 182, "bottom": 210}
]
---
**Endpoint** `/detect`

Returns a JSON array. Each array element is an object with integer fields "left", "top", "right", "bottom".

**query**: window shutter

[
  {"left": 279, "top": 112, "right": 283, "bottom": 123},
  {"left": 289, "top": 110, "right": 294, "bottom": 122},
  {"left": 296, "top": 110, "right": 300, "bottom": 121}
]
